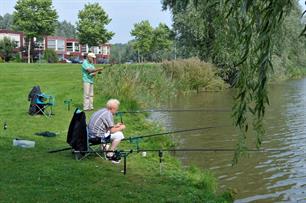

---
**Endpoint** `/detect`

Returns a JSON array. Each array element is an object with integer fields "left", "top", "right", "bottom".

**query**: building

[
  {"left": 0, "top": 29, "right": 24, "bottom": 52},
  {"left": 0, "top": 29, "right": 111, "bottom": 62},
  {"left": 44, "top": 36, "right": 111, "bottom": 62}
]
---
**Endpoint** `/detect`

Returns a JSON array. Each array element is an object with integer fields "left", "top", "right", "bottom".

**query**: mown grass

[{"left": 0, "top": 63, "right": 232, "bottom": 202}]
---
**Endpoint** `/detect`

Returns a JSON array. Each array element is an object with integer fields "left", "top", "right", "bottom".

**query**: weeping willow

[{"left": 163, "top": 0, "right": 295, "bottom": 163}]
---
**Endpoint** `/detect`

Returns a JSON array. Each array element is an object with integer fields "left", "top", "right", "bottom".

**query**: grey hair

[{"left": 106, "top": 99, "right": 120, "bottom": 108}]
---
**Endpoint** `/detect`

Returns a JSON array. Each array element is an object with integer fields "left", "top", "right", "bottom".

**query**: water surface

[{"left": 151, "top": 79, "right": 306, "bottom": 202}]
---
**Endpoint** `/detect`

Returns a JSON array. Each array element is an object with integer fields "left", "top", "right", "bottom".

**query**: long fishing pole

[
  {"left": 48, "top": 126, "right": 222, "bottom": 153},
  {"left": 135, "top": 148, "right": 288, "bottom": 153},
  {"left": 122, "top": 126, "right": 223, "bottom": 142},
  {"left": 126, "top": 147, "right": 288, "bottom": 175},
  {"left": 117, "top": 108, "right": 231, "bottom": 114}
]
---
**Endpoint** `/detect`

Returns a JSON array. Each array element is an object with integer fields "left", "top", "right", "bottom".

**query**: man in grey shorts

[{"left": 87, "top": 99, "right": 125, "bottom": 161}]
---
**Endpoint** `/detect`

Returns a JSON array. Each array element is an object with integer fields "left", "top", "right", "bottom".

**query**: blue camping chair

[{"left": 34, "top": 93, "right": 55, "bottom": 117}]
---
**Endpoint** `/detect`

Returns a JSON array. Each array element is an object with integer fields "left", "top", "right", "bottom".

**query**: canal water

[{"left": 151, "top": 78, "right": 306, "bottom": 202}]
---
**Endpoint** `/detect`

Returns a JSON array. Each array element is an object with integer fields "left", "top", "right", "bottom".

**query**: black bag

[
  {"left": 28, "top": 86, "right": 42, "bottom": 115},
  {"left": 66, "top": 109, "right": 88, "bottom": 153}
]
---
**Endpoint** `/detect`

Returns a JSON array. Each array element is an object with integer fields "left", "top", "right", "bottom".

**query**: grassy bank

[{"left": 0, "top": 63, "right": 232, "bottom": 202}]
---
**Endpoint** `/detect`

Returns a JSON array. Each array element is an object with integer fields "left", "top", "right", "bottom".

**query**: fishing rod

[
  {"left": 128, "top": 147, "right": 288, "bottom": 175},
  {"left": 135, "top": 148, "right": 288, "bottom": 153},
  {"left": 48, "top": 126, "right": 222, "bottom": 153},
  {"left": 115, "top": 109, "right": 231, "bottom": 123},
  {"left": 123, "top": 126, "right": 222, "bottom": 142},
  {"left": 93, "top": 147, "right": 287, "bottom": 175},
  {"left": 117, "top": 108, "right": 231, "bottom": 114}
]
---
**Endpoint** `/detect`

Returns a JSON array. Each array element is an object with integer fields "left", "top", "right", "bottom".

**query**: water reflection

[{"left": 151, "top": 79, "right": 306, "bottom": 202}]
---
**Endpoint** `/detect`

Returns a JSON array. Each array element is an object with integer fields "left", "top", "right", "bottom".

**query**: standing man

[
  {"left": 87, "top": 99, "right": 125, "bottom": 162},
  {"left": 81, "top": 53, "right": 102, "bottom": 111}
]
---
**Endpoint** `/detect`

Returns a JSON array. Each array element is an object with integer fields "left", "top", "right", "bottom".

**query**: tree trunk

[
  {"left": 27, "top": 37, "right": 31, "bottom": 64},
  {"left": 137, "top": 49, "right": 140, "bottom": 63},
  {"left": 174, "top": 42, "right": 177, "bottom": 60}
]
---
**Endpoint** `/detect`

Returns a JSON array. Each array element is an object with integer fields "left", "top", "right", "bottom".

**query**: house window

[
  {"left": 57, "top": 40, "right": 65, "bottom": 51},
  {"left": 14, "top": 40, "right": 20, "bottom": 47},
  {"left": 93, "top": 47, "right": 99, "bottom": 54},
  {"left": 66, "top": 42, "right": 73, "bottom": 51},
  {"left": 74, "top": 43, "right": 80, "bottom": 52},
  {"left": 81, "top": 45, "right": 87, "bottom": 53},
  {"left": 47, "top": 40, "right": 56, "bottom": 49},
  {"left": 102, "top": 46, "right": 108, "bottom": 55},
  {"left": 107, "top": 47, "right": 110, "bottom": 55}
]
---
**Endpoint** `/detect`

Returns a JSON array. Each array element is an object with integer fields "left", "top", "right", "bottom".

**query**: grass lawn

[{"left": 0, "top": 63, "right": 232, "bottom": 202}]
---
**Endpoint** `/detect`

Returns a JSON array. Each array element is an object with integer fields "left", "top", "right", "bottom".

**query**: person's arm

[
  {"left": 83, "top": 61, "right": 103, "bottom": 73},
  {"left": 86, "top": 67, "right": 103, "bottom": 73},
  {"left": 85, "top": 67, "right": 95, "bottom": 73},
  {"left": 110, "top": 123, "right": 125, "bottom": 133}
]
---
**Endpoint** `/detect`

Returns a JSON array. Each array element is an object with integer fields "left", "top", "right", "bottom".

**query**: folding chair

[
  {"left": 66, "top": 109, "right": 111, "bottom": 160},
  {"left": 28, "top": 86, "right": 55, "bottom": 117},
  {"left": 33, "top": 93, "right": 55, "bottom": 117}
]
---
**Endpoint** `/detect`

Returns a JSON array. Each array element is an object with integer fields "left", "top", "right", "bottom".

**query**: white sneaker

[{"left": 111, "top": 160, "right": 121, "bottom": 164}]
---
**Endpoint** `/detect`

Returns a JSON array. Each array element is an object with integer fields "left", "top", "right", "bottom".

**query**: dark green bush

[
  {"left": 0, "top": 37, "right": 17, "bottom": 62},
  {"left": 162, "top": 58, "right": 227, "bottom": 92},
  {"left": 43, "top": 48, "right": 58, "bottom": 63},
  {"left": 10, "top": 53, "right": 22, "bottom": 63}
]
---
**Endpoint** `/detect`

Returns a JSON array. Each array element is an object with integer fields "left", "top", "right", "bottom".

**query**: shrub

[
  {"left": 43, "top": 49, "right": 58, "bottom": 63},
  {"left": 0, "top": 37, "right": 17, "bottom": 62},
  {"left": 162, "top": 58, "right": 226, "bottom": 92},
  {"left": 10, "top": 53, "right": 22, "bottom": 63},
  {"left": 0, "top": 56, "right": 4, "bottom": 63}
]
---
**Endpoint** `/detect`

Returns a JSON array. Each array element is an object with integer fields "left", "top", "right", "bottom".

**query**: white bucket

[{"left": 13, "top": 139, "right": 35, "bottom": 148}]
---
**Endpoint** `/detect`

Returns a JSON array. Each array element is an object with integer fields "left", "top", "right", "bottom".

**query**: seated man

[{"left": 87, "top": 99, "right": 125, "bottom": 162}]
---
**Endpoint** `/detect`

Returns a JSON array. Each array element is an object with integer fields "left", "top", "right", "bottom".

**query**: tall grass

[
  {"left": 161, "top": 58, "right": 227, "bottom": 92},
  {"left": 96, "top": 60, "right": 226, "bottom": 110},
  {"left": 96, "top": 63, "right": 175, "bottom": 109}
]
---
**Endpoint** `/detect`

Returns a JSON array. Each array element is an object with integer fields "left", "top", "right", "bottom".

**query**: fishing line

[
  {"left": 117, "top": 108, "right": 231, "bottom": 114},
  {"left": 48, "top": 125, "right": 224, "bottom": 153},
  {"left": 122, "top": 126, "right": 224, "bottom": 141},
  {"left": 135, "top": 148, "right": 288, "bottom": 153}
]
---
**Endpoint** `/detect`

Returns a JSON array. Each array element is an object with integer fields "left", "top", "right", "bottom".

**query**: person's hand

[
  {"left": 97, "top": 67, "right": 103, "bottom": 72},
  {"left": 120, "top": 124, "right": 126, "bottom": 130},
  {"left": 115, "top": 123, "right": 123, "bottom": 127}
]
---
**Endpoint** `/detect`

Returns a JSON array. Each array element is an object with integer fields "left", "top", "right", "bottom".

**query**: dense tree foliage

[
  {"left": 0, "top": 13, "right": 77, "bottom": 39},
  {"left": 130, "top": 20, "right": 154, "bottom": 62},
  {"left": 76, "top": 3, "right": 114, "bottom": 47},
  {"left": 163, "top": 0, "right": 302, "bottom": 162},
  {"left": 164, "top": 1, "right": 306, "bottom": 82},
  {"left": 151, "top": 23, "right": 173, "bottom": 61},
  {"left": 110, "top": 42, "right": 138, "bottom": 64},
  {"left": 272, "top": 4, "right": 306, "bottom": 79},
  {"left": 13, "top": 0, "right": 58, "bottom": 63},
  {"left": 43, "top": 48, "right": 58, "bottom": 63},
  {"left": 0, "top": 13, "right": 14, "bottom": 30},
  {"left": 55, "top": 20, "right": 76, "bottom": 38},
  {"left": 0, "top": 37, "right": 17, "bottom": 61},
  {"left": 131, "top": 20, "right": 173, "bottom": 62}
]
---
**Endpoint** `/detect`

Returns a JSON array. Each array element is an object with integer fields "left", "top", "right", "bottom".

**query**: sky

[
  {"left": 0, "top": 0, "right": 172, "bottom": 43},
  {"left": 0, "top": 0, "right": 305, "bottom": 43}
]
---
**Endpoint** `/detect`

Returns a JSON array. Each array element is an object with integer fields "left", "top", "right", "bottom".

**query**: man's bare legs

[{"left": 106, "top": 139, "right": 121, "bottom": 157}]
